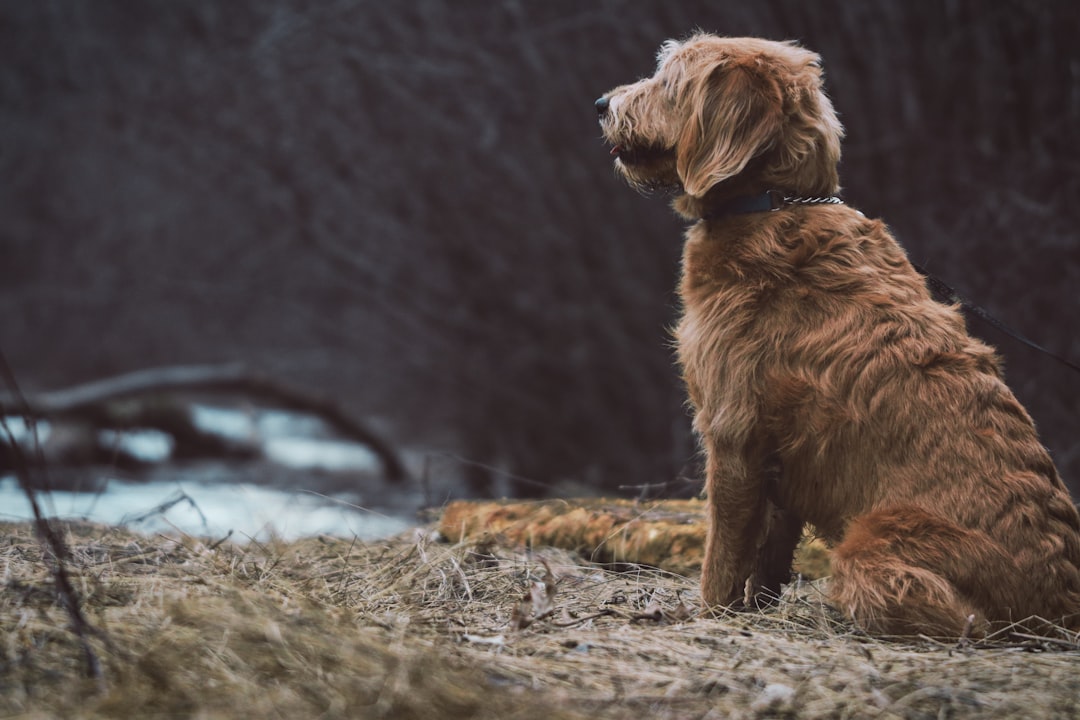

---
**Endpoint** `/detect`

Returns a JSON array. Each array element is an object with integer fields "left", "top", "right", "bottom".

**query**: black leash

[{"left": 914, "top": 263, "right": 1080, "bottom": 375}]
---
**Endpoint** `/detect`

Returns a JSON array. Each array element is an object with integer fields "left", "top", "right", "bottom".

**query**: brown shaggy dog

[{"left": 597, "top": 34, "right": 1080, "bottom": 637}]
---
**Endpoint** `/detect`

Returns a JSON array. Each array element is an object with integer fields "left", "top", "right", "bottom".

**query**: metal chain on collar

[
  {"left": 703, "top": 190, "right": 845, "bottom": 219},
  {"left": 783, "top": 195, "right": 845, "bottom": 206}
]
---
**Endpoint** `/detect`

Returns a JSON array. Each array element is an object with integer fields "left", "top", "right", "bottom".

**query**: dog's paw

[{"left": 742, "top": 576, "right": 783, "bottom": 610}]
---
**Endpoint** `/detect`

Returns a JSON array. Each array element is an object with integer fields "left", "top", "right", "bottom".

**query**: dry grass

[{"left": 2, "top": 519, "right": 1079, "bottom": 719}]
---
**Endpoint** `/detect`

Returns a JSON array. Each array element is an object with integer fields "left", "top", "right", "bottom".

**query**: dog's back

[{"left": 679, "top": 201, "right": 1080, "bottom": 634}]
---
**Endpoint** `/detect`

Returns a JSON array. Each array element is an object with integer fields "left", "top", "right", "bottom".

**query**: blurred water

[
  {"left": 99, "top": 428, "right": 174, "bottom": 462},
  {"left": 0, "top": 475, "right": 411, "bottom": 541},
  {"left": 0, "top": 404, "right": 412, "bottom": 541},
  {"left": 191, "top": 404, "right": 382, "bottom": 472},
  {"left": 2, "top": 416, "right": 53, "bottom": 443}
]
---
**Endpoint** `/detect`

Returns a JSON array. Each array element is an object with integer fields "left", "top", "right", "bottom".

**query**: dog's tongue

[{"left": 610, "top": 144, "right": 623, "bottom": 157}]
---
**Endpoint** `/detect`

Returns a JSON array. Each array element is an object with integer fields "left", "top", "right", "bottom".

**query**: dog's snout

[{"left": 595, "top": 96, "right": 610, "bottom": 116}]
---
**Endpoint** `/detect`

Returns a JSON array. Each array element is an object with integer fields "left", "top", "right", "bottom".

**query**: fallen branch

[{"left": 1, "top": 362, "right": 408, "bottom": 482}]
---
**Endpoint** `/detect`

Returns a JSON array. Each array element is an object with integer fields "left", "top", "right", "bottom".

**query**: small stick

[
  {"left": 1008, "top": 632, "right": 1080, "bottom": 651},
  {"left": 550, "top": 609, "right": 617, "bottom": 627},
  {"left": 955, "top": 613, "right": 976, "bottom": 650},
  {"left": 207, "top": 529, "right": 234, "bottom": 550}
]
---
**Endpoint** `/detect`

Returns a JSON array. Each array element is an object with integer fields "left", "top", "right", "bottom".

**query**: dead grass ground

[{"left": 2, "top": 519, "right": 1079, "bottom": 719}]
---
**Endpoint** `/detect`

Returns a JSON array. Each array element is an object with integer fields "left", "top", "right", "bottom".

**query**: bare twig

[
  {"left": 549, "top": 608, "right": 617, "bottom": 627},
  {"left": 0, "top": 350, "right": 107, "bottom": 687},
  {"left": 1007, "top": 632, "right": 1080, "bottom": 651},
  {"left": 208, "top": 530, "right": 235, "bottom": 550},
  {"left": 120, "top": 489, "right": 210, "bottom": 532}
]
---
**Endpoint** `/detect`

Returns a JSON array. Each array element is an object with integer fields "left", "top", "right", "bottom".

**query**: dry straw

[{"left": 2, "top": 519, "right": 1079, "bottom": 719}]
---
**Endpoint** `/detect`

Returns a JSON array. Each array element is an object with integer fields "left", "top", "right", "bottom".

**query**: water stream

[{"left": 0, "top": 405, "right": 417, "bottom": 541}]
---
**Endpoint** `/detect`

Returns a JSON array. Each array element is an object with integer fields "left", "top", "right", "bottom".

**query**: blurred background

[{"left": 2, "top": 0, "right": 1078, "bottom": 530}]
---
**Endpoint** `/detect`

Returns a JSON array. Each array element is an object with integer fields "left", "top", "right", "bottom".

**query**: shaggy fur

[{"left": 597, "top": 34, "right": 1080, "bottom": 637}]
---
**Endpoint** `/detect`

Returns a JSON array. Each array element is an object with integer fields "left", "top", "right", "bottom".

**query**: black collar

[{"left": 703, "top": 190, "right": 844, "bottom": 220}]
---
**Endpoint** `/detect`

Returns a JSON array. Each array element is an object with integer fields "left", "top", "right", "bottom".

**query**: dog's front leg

[
  {"left": 700, "top": 439, "right": 770, "bottom": 608},
  {"left": 744, "top": 502, "right": 802, "bottom": 608}
]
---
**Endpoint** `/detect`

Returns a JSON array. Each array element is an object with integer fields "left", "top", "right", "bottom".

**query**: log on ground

[{"left": 438, "top": 498, "right": 831, "bottom": 580}]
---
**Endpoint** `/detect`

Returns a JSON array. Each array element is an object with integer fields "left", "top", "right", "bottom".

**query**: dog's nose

[{"left": 595, "top": 96, "right": 609, "bottom": 116}]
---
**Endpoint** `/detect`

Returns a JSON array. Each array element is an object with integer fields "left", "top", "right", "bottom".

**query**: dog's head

[{"left": 596, "top": 34, "right": 843, "bottom": 205}]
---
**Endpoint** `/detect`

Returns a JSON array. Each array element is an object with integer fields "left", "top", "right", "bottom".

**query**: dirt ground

[{"left": 2, "top": 519, "right": 1079, "bottom": 719}]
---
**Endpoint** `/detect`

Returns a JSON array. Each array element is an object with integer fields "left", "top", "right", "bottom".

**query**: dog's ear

[{"left": 676, "top": 63, "right": 783, "bottom": 197}]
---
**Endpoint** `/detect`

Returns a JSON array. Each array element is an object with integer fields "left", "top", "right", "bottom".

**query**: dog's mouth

[{"left": 609, "top": 142, "right": 671, "bottom": 166}]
